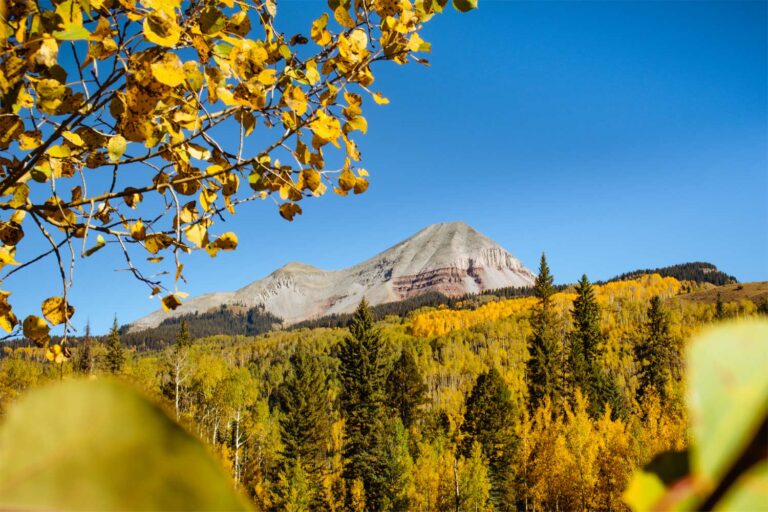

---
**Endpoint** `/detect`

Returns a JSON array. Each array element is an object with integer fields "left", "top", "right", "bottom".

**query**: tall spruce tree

[
  {"left": 461, "top": 367, "right": 518, "bottom": 510},
  {"left": 527, "top": 253, "right": 562, "bottom": 413},
  {"left": 75, "top": 321, "right": 95, "bottom": 375},
  {"left": 276, "top": 342, "right": 333, "bottom": 509},
  {"left": 105, "top": 317, "right": 125, "bottom": 374},
  {"left": 337, "top": 299, "right": 389, "bottom": 511},
  {"left": 385, "top": 348, "right": 427, "bottom": 429},
  {"left": 569, "top": 275, "right": 624, "bottom": 418},
  {"left": 715, "top": 292, "right": 725, "bottom": 320},
  {"left": 636, "top": 296, "right": 672, "bottom": 403}
]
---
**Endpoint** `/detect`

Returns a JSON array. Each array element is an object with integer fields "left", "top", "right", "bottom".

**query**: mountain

[{"left": 129, "top": 222, "right": 536, "bottom": 331}]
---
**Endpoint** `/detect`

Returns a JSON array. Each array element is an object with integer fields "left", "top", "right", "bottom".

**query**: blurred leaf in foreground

[
  {"left": 624, "top": 320, "right": 768, "bottom": 511},
  {"left": 0, "top": 379, "right": 249, "bottom": 511}
]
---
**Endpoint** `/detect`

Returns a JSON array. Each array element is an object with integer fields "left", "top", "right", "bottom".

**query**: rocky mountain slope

[{"left": 130, "top": 222, "right": 535, "bottom": 330}]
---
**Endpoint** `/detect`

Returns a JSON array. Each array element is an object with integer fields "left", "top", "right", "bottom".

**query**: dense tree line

[{"left": 605, "top": 261, "right": 737, "bottom": 286}]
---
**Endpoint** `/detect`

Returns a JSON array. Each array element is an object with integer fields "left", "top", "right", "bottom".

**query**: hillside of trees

[
  {"left": 1, "top": 256, "right": 765, "bottom": 511},
  {"left": 605, "top": 261, "right": 737, "bottom": 286}
]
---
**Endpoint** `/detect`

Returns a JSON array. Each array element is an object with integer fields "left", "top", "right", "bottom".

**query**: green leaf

[
  {"left": 84, "top": 234, "right": 106, "bottom": 257},
  {"left": 52, "top": 25, "right": 90, "bottom": 40},
  {"left": 714, "top": 461, "right": 768, "bottom": 511},
  {"left": 688, "top": 320, "right": 768, "bottom": 492},
  {"left": 0, "top": 379, "right": 249, "bottom": 511},
  {"left": 452, "top": 0, "right": 478, "bottom": 13}
]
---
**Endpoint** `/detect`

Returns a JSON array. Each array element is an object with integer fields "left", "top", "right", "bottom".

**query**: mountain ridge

[{"left": 129, "top": 222, "right": 536, "bottom": 331}]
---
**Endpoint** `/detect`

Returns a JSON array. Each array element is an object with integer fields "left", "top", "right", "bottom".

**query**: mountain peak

[{"left": 130, "top": 223, "right": 534, "bottom": 331}]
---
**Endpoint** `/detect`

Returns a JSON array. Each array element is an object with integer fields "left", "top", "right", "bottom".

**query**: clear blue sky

[{"left": 7, "top": 1, "right": 767, "bottom": 334}]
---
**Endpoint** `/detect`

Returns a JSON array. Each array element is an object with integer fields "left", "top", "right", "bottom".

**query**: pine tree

[
  {"left": 527, "top": 253, "right": 563, "bottom": 413},
  {"left": 276, "top": 342, "right": 333, "bottom": 508},
  {"left": 176, "top": 319, "right": 191, "bottom": 349},
  {"left": 569, "top": 275, "right": 624, "bottom": 418},
  {"left": 105, "top": 317, "right": 125, "bottom": 374},
  {"left": 337, "top": 299, "right": 389, "bottom": 511},
  {"left": 715, "top": 292, "right": 725, "bottom": 320},
  {"left": 385, "top": 348, "right": 427, "bottom": 429},
  {"left": 461, "top": 367, "right": 518, "bottom": 510},
  {"left": 636, "top": 296, "right": 672, "bottom": 404},
  {"left": 75, "top": 321, "right": 95, "bottom": 374}
]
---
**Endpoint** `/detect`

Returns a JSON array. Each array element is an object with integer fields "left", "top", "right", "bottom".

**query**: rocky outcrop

[{"left": 129, "top": 222, "right": 535, "bottom": 330}]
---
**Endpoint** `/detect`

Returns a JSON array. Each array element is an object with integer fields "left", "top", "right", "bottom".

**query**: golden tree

[{"left": 0, "top": 0, "right": 477, "bottom": 355}]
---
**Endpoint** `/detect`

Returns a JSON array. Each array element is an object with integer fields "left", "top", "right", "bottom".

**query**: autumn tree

[
  {"left": 161, "top": 319, "right": 191, "bottom": 419},
  {"left": 104, "top": 316, "right": 124, "bottom": 374},
  {"left": 635, "top": 296, "right": 672, "bottom": 404},
  {"left": 460, "top": 367, "right": 518, "bottom": 510},
  {"left": 0, "top": 0, "right": 477, "bottom": 359},
  {"left": 385, "top": 347, "right": 427, "bottom": 429},
  {"left": 527, "top": 253, "right": 562, "bottom": 413},
  {"left": 275, "top": 341, "right": 333, "bottom": 509},
  {"left": 337, "top": 299, "right": 388, "bottom": 510}
]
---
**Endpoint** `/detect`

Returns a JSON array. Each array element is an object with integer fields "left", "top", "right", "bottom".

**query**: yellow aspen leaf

[
  {"left": 206, "top": 232, "right": 238, "bottom": 256},
  {"left": 151, "top": 53, "right": 185, "bottom": 87},
  {"left": 310, "top": 13, "right": 332, "bottom": 46},
  {"left": 122, "top": 187, "right": 143, "bottom": 209},
  {"left": 221, "top": 174, "right": 239, "bottom": 196},
  {"left": 18, "top": 131, "right": 42, "bottom": 150},
  {"left": 107, "top": 135, "right": 127, "bottom": 162},
  {"left": 334, "top": 6, "right": 356, "bottom": 29},
  {"left": 0, "top": 246, "right": 19, "bottom": 270},
  {"left": 372, "top": 92, "right": 390, "bottom": 105},
  {"left": 0, "top": 222, "right": 23, "bottom": 246},
  {"left": 23, "top": 315, "right": 50, "bottom": 347},
  {"left": 0, "top": 115, "right": 23, "bottom": 150},
  {"left": 257, "top": 69, "right": 277, "bottom": 85},
  {"left": 278, "top": 203, "right": 302, "bottom": 222},
  {"left": 338, "top": 168, "right": 356, "bottom": 191},
  {"left": 48, "top": 145, "right": 71, "bottom": 159},
  {"left": 301, "top": 169, "right": 321, "bottom": 191},
  {"left": 354, "top": 177, "right": 369, "bottom": 194},
  {"left": 312, "top": 182, "right": 327, "bottom": 197},
  {"left": 200, "top": 187, "right": 217, "bottom": 212},
  {"left": 343, "top": 116, "right": 368, "bottom": 134},
  {"left": 187, "top": 143, "right": 211, "bottom": 161},
  {"left": 45, "top": 344, "right": 70, "bottom": 363},
  {"left": 185, "top": 224, "right": 209, "bottom": 248},
  {"left": 41, "top": 296, "right": 75, "bottom": 326},
  {"left": 143, "top": 233, "right": 174, "bottom": 254},
  {"left": 349, "top": 29, "right": 368, "bottom": 51},
  {"left": 0, "top": 291, "right": 18, "bottom": 334},
  {"left": 161, "top": 294, "right": 183, "bottom": 312},
  {"left": 34, "top": 37, "right": 59, "bottom": 67},
  {"left": 284, "top": 86, "right": 308, "bottom": 116},
  {"left": 304, "top": 60, "right": 320, "bottom": 85},
  {"left": 130, "top": 220, "right": 146, "bottom": 241},
  {"left": 278, "top": 184, "right": 291, "bottom": 201},
  {"left": 143, "top": 10, "right": 181, "bottom": 48},
  {"left": 309, "top": 110, "right": 341, "bottom": 148}
]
